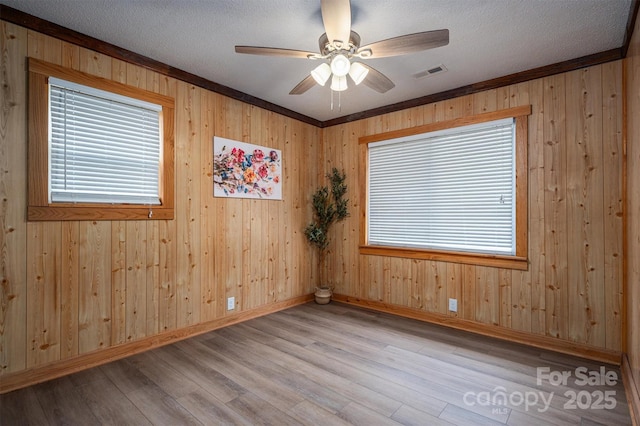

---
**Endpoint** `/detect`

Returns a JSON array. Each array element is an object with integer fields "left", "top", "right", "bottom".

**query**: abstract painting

[{"left": 213, "top": 136, "right": 282, "bottom": 199}]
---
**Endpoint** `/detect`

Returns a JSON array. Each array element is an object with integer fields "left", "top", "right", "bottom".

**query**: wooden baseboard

[
  {"left": 0, "top": 294, "right": 313, "bottom": 394},
  {"left": 622, "top": 354, "right": 640, "bottom": 426},
  {"left": 333, "top": 294, "right": 622, "bottom": 365}
]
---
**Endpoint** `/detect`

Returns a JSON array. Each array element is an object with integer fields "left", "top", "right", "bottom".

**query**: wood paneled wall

[
  {"left": 323, "top": 62, "right": 625, "bottom": 353},
  {"left": 0, "top": 23, "right": 320, "bottom": 381},
  {"left": 625, "top": 10, "right": 640, "bottom": 419}
]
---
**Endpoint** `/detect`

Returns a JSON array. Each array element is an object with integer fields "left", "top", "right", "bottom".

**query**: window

[
  {"left": 28, "top": 58, "right": 175, "bottom": 220},
  {"left": 369, "top": 118, "right": 515, "bottom": 254},
  {"left": 359, "top": 106, "right": 530, "bottom": 270},
  {"left": 49, "top": 77, "right": 162, "bottom": 205}
]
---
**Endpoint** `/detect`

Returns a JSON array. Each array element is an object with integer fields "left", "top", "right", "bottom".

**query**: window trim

[
  {"left": 27, "top": 58, "right": 175, "bottom": 221},
  {"left": 359, "top": 105, "right": 531, "bottom": 270}
]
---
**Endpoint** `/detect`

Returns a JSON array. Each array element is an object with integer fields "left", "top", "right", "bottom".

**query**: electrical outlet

[
  {"left": 448, "top": 298, "right": 458, "bottom": 312},
  {"left": 227, "top": 296, "right": 235, "bottom": 311}
]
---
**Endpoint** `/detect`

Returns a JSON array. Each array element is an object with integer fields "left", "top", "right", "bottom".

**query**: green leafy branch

[{"left": 304, "top": 168, "right": 349, "bottom": 253}]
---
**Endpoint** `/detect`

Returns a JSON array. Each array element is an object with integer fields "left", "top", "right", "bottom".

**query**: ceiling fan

[{"left": 235, "top": 0, "right": 449, "bottom": 95}]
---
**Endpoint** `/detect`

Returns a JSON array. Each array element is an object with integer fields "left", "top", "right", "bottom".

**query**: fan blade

[
  {"left": 360, "top": 64, "right": 395, "bottom": 93},
  {"left": 357, "top": 29, "right": 449, "bottom": 58},
  {"left": 290, "top": 75, "right": 317, "bottom": 95},
  {"left": 321, "top": 0, "right": 351, "bottom": 48},
  {"left": 235, "top": 46, "right": 318, "bottom": 59}
]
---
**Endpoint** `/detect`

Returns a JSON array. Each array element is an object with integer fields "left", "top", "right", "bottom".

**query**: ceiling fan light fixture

[
  {"left": 349, "top": 62, "right": 369, "bottom": 85},
  {"left": 311, "top": 63, "right": 332, "bottom": 86},
  {"left": 330, "top": 53, "right": 351, "bottom": 77},
  {"left": 330, "top": 74, "right": 348, "bottom": 91}
]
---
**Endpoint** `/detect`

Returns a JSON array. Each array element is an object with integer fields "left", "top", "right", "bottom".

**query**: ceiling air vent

[{"left": 414, "top": 64, "right": 447, "bottom": 79}]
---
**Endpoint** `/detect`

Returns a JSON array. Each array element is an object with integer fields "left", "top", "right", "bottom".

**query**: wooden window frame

[
  {"left": 359, "top": 105, "right": 531, "bottom": 270},
  {"left": 27, "top": 58, "right": 175, "bottom": 221}
]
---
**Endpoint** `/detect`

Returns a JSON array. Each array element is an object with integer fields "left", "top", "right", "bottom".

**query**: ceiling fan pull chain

[{"left": 329, "top": 89, "right": 342, "bottom": 111}]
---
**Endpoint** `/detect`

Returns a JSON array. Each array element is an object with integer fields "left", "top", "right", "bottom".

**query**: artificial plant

[{"left": 304, "top": 167, "right": 349, "bottom": 288}]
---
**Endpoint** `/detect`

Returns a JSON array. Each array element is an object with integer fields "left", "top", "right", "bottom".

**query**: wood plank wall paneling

[
  {"left": 624, "top": 10, "right": 640, "bottom": 422},
  {"left": 1, "top": 22, "right": 27, "bottom": 376},
  {"left": 602, "top": 61, "right": 624, "bottom": 352},
  {"left": 0, "top": 23, "right": 319, "bottom": 383},
  {"left": 324, "top": 62, "right": 625, "bottom": 353},
  {"left": 543, "top": 73, "right": 569, "bottom": 341}
]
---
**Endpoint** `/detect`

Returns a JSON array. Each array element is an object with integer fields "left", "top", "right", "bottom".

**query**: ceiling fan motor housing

[{"left": 319, "top": 30, "right": 361, "bottom": 55}]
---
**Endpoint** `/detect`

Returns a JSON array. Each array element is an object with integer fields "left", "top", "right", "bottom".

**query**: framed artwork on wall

[{"left": 213, "top": 136, "right": 282, "bottom": 200}]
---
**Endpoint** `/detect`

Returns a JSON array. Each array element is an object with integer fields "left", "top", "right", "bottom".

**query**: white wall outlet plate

[
  {"left": 227, "top": 296, "right": 235, "bottom": 311},
  {"left": 448, "top": 298, "right": 458, "bottom": 312}
]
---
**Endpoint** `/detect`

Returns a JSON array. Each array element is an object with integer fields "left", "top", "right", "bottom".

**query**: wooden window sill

[{"left": 359, "top": 245, "right": 529, "bottom": 270}]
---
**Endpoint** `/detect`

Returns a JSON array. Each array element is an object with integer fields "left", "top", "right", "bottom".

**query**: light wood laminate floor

[{"left": 0, "top": 302, "right": 633, "bottom": 425}]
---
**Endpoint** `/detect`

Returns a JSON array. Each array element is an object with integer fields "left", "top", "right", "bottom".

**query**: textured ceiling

[{"left": 2, "top": 0, "right": 632, "bottom": 122}]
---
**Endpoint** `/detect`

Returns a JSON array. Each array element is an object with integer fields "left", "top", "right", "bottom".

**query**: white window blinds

[
  {"left": 367, "top": 118, "right": 516, "bottom": 255},
  {"left": 49, "top": 77, "right": 162, "bottom": 205}
]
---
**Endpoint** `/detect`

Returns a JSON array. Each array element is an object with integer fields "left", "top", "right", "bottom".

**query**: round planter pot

[{"left": 314, "top": 287, "right": 332, "bottom": 305}]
